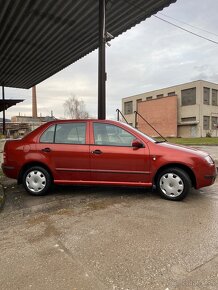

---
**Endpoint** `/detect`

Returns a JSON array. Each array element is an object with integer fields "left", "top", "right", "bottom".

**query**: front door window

[{"left": 93, "top": 123, "right": 135, "bottom": 146}]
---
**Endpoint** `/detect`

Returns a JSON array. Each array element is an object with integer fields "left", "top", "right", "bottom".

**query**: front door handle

[
  {"left": 41, "top": 147, "right": 51, "bottom": 153},
  {"left": 91, "top": 149, "right": 102, "bottom": 155}
]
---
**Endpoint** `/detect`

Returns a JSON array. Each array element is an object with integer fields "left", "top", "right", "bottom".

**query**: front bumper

[{"left": 195, "top": 163, "right": 217, "bottom": 189}]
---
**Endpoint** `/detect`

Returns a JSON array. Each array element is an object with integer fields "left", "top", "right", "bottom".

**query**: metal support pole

[
  {"left": 32, "top": 86, "right": 38, "bottom": 118},
  {"left": 98, "top": 0, "right": 106, "bottom": 120},
  {"left": 134, "top": 111, "right": 137, "bottom": 129},
  {"left": 2, "top": 86, "right": 6, "bottom": 135}
]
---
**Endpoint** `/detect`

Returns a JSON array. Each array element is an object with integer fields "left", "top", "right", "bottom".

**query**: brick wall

[{"left": 137, "top": 96, "right": 177, "bottom": 137}]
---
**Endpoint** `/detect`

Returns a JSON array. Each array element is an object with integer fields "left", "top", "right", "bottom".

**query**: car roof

[{"left": 45, "top": 119, "right": 124, "bottom": 125}]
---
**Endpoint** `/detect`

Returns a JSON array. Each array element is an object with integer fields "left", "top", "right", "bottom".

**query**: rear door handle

[
  {"left": 91, "top": 149, "right": 102, "bottom": 155},
  {"left": 41, "top": 147, "right": 51, "bottom": 153}
]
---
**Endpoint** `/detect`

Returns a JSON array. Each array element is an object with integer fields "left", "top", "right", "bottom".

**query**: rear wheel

[
  {"left": 156, "top": 167, "right": 191, "bottom": 201},
  {"left": 23, "top": 166, "right": 52, "bottom": 196}
]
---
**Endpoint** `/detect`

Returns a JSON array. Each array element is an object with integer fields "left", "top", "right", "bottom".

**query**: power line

[
  {"left": 154, "top": 15, "right": 218, "bottom": 45},
  {"left": 124, "top": 0, "right": 218, "bottom": 45},
  {"left": 158, "top": 12, "right": 218, "bottom": 38}
]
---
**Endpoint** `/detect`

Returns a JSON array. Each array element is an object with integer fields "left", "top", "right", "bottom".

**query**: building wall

[
  {"left": 122, "top": 80, "right": 218, "bottom": 137},
  {"left": 137, "top": 96, "right": 177, "bottom": 137},
  {"left": 11, "top": 115, "right": 55, "bottom": 123},
  {"left": 11, "top": 116, "right": 40, "bottom": 123}
]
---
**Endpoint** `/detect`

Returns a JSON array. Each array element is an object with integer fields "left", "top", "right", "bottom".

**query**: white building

[{"left": 122, "top": 80, "right": 218, "bottom": 137}]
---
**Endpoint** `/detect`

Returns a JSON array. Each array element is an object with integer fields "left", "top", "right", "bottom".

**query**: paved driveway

[
  {"left": 0, "top": 177, "right": 218, "bottom": 290},
  {"left": 192, "top": 145, "right": 218, "bottom": 166}
]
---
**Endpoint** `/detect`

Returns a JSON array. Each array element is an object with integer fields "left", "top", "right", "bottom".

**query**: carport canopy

[
  {"left": 0, "top": 99, "right": 23, "bottom": 112},
  {"left": 0, "top": 0, "right": 176, "bottom": 120}
]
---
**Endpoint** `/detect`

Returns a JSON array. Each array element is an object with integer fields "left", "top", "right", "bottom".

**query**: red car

[{"left": 2, "top": 119, "right": 217, "bottom": 201}]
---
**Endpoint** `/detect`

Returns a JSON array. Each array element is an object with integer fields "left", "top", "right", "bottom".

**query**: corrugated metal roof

[
  {"left": 0, "top": 0, "right": 176, "bottom": 89},
  {"left": 0, "top": 99, "right": 23, "bottom": 112}
]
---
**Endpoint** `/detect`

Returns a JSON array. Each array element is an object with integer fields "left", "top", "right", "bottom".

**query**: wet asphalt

[
  {"left": 0, "top": 175, "right": 218, "bottom": 290},
  {"left": 0, "top": 142, "right": 217, "bottom": 289}
]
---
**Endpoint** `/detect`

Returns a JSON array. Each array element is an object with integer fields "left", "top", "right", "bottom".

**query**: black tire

[
  {"left": 156, "top": 167, "right": 191, "bottom": 201},
  {"left": 22, "top": 166, "right": 52, "bottom": 196}
]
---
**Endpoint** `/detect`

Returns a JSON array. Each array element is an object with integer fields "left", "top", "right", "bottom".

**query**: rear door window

[
  {"left": 40, "top": 123, "right": 86, "bottom": 144},
  {"left": 55, "top": 123, "right": 86, "bottom": 144}
]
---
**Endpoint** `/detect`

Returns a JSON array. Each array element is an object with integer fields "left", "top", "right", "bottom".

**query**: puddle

[
  {"left": 86, "top": 198, "right": 125, "bottom": 211},
  {"left": 27, "top": 213, "right": 50, "bottom": 226},
  {"left": 27, "top": 214, "right": 61, "bottom": 244}
]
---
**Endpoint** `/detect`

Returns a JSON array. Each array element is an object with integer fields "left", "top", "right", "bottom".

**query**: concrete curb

[{"left": 0, "top": 184, "right": 6, "bottom": 212}]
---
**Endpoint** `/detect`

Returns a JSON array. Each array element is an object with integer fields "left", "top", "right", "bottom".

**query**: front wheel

[
  {"left": 23, "top": 166, "right": 52, "bottom": 196},
  {"left": 156, "top": 167, "right": 191, "bottom": 201}
]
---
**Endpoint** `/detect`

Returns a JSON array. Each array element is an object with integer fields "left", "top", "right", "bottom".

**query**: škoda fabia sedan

[{"left": 2, "top": 119, "right": 217, "bottom": 201}]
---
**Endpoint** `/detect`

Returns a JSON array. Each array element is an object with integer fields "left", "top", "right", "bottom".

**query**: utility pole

[
  {"left": 98, "top": 0, "right": 106, "bottom": 119},
  {"left": 32, "top": 86, "right": 38, "bottom": 118},
  {"left": 2, "top": 86, "right": 6, "bottom": 135}
]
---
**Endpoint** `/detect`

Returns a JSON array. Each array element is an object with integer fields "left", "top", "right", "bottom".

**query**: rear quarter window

[{"left": 40, "top": 125, "right": 55, "bottom": 143}]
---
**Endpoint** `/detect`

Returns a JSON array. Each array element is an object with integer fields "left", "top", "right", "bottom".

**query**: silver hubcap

[
  {"left": 160, "top": 173, "right": 184, "bottom": 197},
  {"left": 26, "top": 170, "right": 46, "bottom": 193}
]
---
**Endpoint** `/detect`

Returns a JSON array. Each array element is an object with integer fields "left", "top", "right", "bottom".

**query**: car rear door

[
  {"left": 36, "top": 121, "right": 90, "bottom": 182},
  {"left": 89, "top": 121, "right": 151, "bottom": 184}
]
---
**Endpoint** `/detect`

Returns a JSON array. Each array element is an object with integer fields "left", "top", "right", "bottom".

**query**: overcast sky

[{"left": 5, "top": 0, "right": 218, "bottom": 120}]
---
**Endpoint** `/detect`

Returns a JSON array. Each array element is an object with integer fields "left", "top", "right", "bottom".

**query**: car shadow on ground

[
  {"left": 1, "top": 176, "right": 210, "bottom": 217},
  {"left": 0, "top": 177, "right": 160, "bottom": 214}
]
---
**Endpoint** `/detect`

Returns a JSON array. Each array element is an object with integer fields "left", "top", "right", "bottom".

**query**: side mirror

[{"left": 132, "top": 139, "right": 144, "bottom": 148}]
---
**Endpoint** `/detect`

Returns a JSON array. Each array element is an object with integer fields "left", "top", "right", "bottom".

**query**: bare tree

[{"left": 64, "top": 96, "right": 89, "bottom": 119}]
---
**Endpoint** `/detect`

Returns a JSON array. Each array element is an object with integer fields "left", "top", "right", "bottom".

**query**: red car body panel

[{"left": 2, "top": 119, "right": 217, "bottom": 190}]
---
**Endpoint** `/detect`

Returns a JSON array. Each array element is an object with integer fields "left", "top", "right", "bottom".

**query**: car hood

[{"left": 158, "top": 142, "right": 209, "bottom": 158}]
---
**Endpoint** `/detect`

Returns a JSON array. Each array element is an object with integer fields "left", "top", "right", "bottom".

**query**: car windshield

[{"left": 121, "top": 123, "right": 166, "bottom": 143}]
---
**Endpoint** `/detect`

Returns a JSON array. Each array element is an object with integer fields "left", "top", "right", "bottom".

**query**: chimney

[{"left": 32, "top": 86, "right": 37, "bottom": 118}]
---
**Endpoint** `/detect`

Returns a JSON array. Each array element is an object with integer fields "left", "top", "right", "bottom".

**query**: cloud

[{"left": 4, "top": 0, "right": 218, "bottom": 121}]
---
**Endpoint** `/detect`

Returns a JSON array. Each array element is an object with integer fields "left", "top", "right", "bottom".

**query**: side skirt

[{"left": 54, "top": 180, "right": 153, "bottom": 187}]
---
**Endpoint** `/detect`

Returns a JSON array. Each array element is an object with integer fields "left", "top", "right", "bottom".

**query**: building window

[
  {"left": 124, "top": 101, "right": 133, "bottom": 115},
  {"left": 136, "top": 99, "right": 142, "bottom": 110},
  {"left": 181, "top": 87, "right": 196, "bottom": 106},
  {"left": 168, "top": 91, "right": 175, "bottom": 96},
  {"left": 211, "top": 116, "right": 218, "bottom": 129},
  {"left": 203, "top": 87, "right": 210, "bottom": 105},
  {"left": 212, "top": 89, "right": 218, "bottom": 106},
  {"left": 181, "top": 117, "right": 196, "bottom": 122},
  {"left": 157, "top": 94, "right": 164, "bottom": 98},
  {"left": 146, "top": 96, "right": 152, "bottom": 101},
  {"left": 203, "top": 116, "right": 210, "bottom": 130}
]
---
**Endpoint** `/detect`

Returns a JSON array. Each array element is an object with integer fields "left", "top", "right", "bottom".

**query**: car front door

[{"left": 90, "top": 122, "right": 151, "bottom": 185}]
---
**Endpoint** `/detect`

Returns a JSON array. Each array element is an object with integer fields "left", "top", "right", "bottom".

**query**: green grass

[{"left": 165, "top": 137, "right": 218, "bottom": 146}]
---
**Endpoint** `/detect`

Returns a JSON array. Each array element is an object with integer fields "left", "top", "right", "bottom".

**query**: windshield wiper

[{"left": 155, "top": 140, "right": 166, "bottom": 143}]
